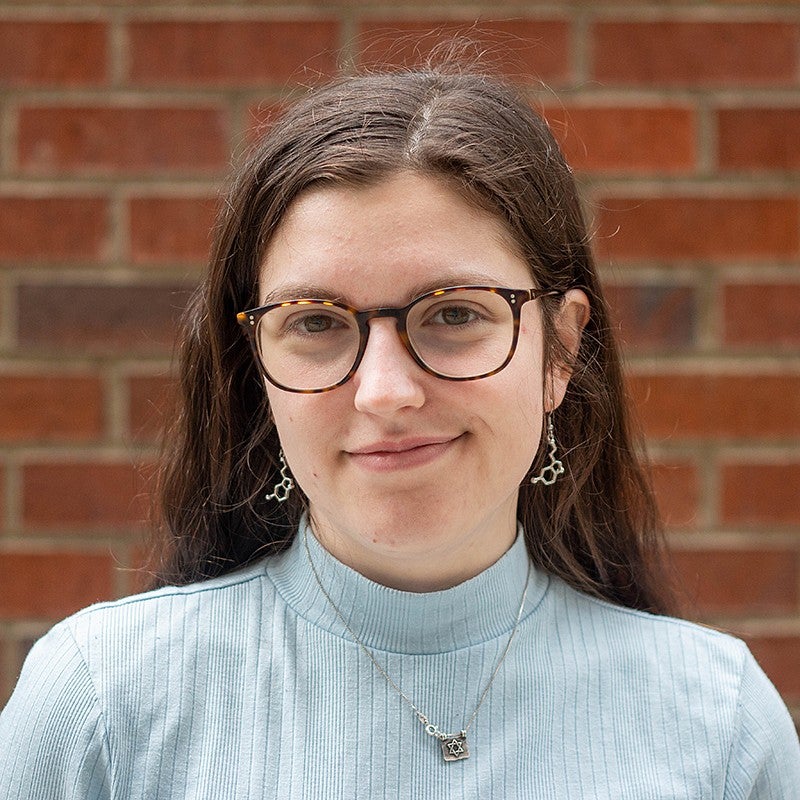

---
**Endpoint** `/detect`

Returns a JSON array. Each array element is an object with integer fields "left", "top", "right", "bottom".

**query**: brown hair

[{"left": 152, "top": 65, "right": 675, "bottom": 614}]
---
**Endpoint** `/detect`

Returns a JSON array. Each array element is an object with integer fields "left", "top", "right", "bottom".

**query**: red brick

[
  {"left": 722, "top": 463, "right": 800, "bottom": 526},
  {"left": 0, "top": 465, "right": 5, "bottom": 532},
  {"left": 544, "top": 105, "right": 695, "bottom": 174},
  {"left": 18, "top": 106, "right": 228, "bottom": 174},
  {"left": 22, "top": 462, "right": 149, "bottom": 529},
  {"left": 595, "top": 196, "right": 800, "bottom": 262},
  {"left": 128, "top": 374, "right": 174, "bottom": 442},
  {"left": 0, "top": 636, "right": 8, "bottom": 704},
  {"left": 723, "top": 284, "right": 800, "bottom": 347},
  {"left": 0, "top": 196, "right": 107, "bottom": 264},
  {"left": 671, "top": 548, "right": 798, "bottom": 615},
  {"left": 16, "top": 283, "right": 191, "bottom": 353},
  {"left": 745, "top": 636, "right": 800, "bottom": 699},
  {"left": 0, "top": 21, "right": 106, "bottom": 86},
  {"left": 128, "top": 20, "right": 338, "bottom": 85},
  {"left": 718, "top": 108, "right": 800, "bottom": 171},
  {"left": 604, "top": 283, "right": 695, "bottom": 349},
  {"left": 0, "top": 552, "right": 114, "bottom": 619},
  {"left": 651, "top": 461, "right": 699, "bottom": 529},
  {"left": 357, "top": 20, "right": 570, "bottom": 82},
  {"left": 628, "top": 374, "right": 800, "bottom": 440},
  {"left": 592, "top": 22, "right": 798, "bottom": 86},
  {"left": 0, "top": 374, "right": 103, "bottom": 443},
  {"left": 129, "top": 196, "right": 217, "bottom": 265}
]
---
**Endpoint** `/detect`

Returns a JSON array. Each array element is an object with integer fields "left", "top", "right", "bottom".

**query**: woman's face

[{"left": 260, "top": 172, "right": 585, "bottom": 591}]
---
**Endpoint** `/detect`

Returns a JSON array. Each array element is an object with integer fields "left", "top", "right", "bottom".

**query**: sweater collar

[{"left": 265, "top": 518, "right": 549, "bottom": 655}]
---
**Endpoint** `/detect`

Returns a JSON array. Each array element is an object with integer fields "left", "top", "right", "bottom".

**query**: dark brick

[
  {"left": 592, "top": 21, "right": 798, "bottom": 86},
  {"left": 16, "top": 283, "right": 192, "bottom": 353},
  {"left": 0, "top": 196, "right": 107, "bottom": 264},
  {"left": 19, "top": 106, "right": 229, "bottom": 175},
  {"left": 672, "top": 548, "right": 798, "bottom": 616},
  {"left": 0, "top": 21, "right": 107, "bottom": 87},
  {"left": 605, "top": 284, "right": 695, "bottom": 349},
  {"left": 129, "top": 20, "right": 338, "bottom": 84}
]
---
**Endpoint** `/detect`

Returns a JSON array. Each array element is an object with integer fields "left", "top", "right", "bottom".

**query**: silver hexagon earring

[
  {"left": 530, "top": 414, "right": 565, "bottom": 486},
  {"left": 266, "top": 449, "right": 294, "bottom": 503}
]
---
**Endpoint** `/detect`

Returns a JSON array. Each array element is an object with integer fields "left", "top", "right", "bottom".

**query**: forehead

[{"left": 258, "top": 172, "right": 533, "bottom": 307}]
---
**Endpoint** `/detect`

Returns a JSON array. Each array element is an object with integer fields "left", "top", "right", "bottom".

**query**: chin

[{"left": 358, "top": 507, "right": 472, "bottom": 552}]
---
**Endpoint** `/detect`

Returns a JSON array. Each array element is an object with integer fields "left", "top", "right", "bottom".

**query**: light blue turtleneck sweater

[{"left": 1, "top": 524, "right": 798, "bottom": 798}]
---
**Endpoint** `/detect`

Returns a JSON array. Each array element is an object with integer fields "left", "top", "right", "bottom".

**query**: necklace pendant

[{"left": 441, "top": 733, "right": 469, "bottom": 762}]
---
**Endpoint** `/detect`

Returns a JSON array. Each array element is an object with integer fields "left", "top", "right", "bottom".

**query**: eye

[
  {"left": 298, "top": 314, "right": 334, "bottom": 333},
  {"left": 429, "top": 305, "right": 480, "bottom": 326},
  {"left": 283, "top": 309, "right": 348, "bottom": 336}
]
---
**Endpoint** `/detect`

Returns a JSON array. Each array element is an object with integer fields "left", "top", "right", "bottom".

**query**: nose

[{"left": 353, "top": 318, "right": 425, "bottom": 415}]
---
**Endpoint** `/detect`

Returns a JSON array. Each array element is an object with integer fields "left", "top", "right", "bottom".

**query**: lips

[
  {"left": 346, "top": 435, "right": 461, "bottom": 472},
  {"left": 349, "top": 436, "right": 456, "bottom": 455}
]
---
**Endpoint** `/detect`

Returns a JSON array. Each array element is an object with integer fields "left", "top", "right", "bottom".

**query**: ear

[{"left": 545, "top": 288, "right": 590, "bottom": 412}]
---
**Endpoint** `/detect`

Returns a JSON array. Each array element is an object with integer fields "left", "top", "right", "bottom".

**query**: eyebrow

[
  {"left": 261, "top": 269, "right": 527, "bottom": 307},
  {"left": 261, "top": 284, "right": 343, "bottom": 305}
]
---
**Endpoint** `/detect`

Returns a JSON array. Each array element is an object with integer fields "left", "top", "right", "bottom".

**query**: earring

[
  {"left": 266, "top": 449, "right": 294, "bottom": 503},
  {"left": 531, "top": 414, "right": 565, "bottom": 486}
]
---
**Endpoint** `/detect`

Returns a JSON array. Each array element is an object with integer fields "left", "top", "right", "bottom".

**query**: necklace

[{"left": 303, "top": 526, "right": 531, "bottom": 762}]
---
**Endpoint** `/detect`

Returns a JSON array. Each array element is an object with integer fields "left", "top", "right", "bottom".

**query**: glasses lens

[
  {"left": 407, "top": 289, "right": 514, "bottom": 378},
  {"left": 256, "top": 301, "right": 360, "bottom": 391}
]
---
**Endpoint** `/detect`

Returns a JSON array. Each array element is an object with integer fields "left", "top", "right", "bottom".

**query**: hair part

[{"left": 150, "top": 63, "right": 676, "bottom": 615}]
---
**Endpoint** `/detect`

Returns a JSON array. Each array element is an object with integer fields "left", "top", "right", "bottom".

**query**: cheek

[
  {"left": 265, "top": 390, "right": 340, "bottom": 459},
  {"left": 511, "top": 380, "right": 546, "bottom": 452},
  {"left": 503, "top": 345, "right": 547, "bottom": 456},
  {"left": 264, "top": 394, "right": 324, "bottom": 490},
  {"left": 468, "top": 369, "right": 544, "bottom": 447},
  {"left": 264, "top": 390, "right": 307, "bottom": 452},
  {"left": 513, "top": 338, "right": 547, "bottom": 412}
]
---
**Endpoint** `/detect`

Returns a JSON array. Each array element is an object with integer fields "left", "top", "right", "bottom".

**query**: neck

[
  {"left": 265, "top": 516, "right": 543, "bottom": 655},
  {"left": 308, "top": 509, "right": 518, "bottom": 592}
]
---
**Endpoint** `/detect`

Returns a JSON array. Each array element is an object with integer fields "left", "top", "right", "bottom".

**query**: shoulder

[
  {"left": 0, "top": 559, "right": 280, "bottom": 795},
  {"left": 11, "top": 558, "right": 275, "bottom": 716},
  {"left": 59, "top": 558, "right": 274, "bottom": 666},
  {"left": 545, "top": 574, "right": 751, "bottom": 680},
  {"left": 540, "top": 578, "right": 800, "bottom": 794},
  {"left": 0, "top": 620, "right": 112, "bottom": 797},
  {"left": 725, "top": 650, "right": 800, "bottom": 798}
]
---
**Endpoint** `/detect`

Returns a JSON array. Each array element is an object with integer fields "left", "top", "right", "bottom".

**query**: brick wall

[{"left": 1, "top": 2, "right": 798, "bottom": 726}]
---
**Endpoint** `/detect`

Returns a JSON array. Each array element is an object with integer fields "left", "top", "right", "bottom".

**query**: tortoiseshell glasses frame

[{"left": 236, "top": 285, "right": 562, "bottom": 394}]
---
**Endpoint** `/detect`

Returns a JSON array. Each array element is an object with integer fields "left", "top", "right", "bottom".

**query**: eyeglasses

[{"left": 237, "top": 285, "right": 561, "bottom": 394}]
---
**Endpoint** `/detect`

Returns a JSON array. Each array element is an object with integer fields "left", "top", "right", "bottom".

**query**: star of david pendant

[{"left": 441, "top": 734, "right": 469, "bottom": 761}]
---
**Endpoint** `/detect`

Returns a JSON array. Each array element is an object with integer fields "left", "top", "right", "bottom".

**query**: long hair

[{"left": 151, "top": 65, "right": 675, "bottom": 614}]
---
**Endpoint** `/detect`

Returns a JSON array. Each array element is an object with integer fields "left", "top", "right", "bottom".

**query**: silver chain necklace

[{"left": 303, "top": 526, "right": 531, "bottom": 762}]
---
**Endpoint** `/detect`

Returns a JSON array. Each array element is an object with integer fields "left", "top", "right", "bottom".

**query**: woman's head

[
  {"left": 156, "top": 65, "right": 672, "bottom": 612},
  {"left": 253, "top": 170, "right": 588, "bottom": 590}
]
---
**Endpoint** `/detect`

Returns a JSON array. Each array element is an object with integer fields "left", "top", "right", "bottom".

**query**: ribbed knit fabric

[{"left": 1, "top": 522, "right": 798, "bottom": 799}]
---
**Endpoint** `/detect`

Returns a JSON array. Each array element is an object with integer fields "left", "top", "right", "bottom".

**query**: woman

[{"left": 1, "top": 64, "right": 798, "bottom": 798}]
